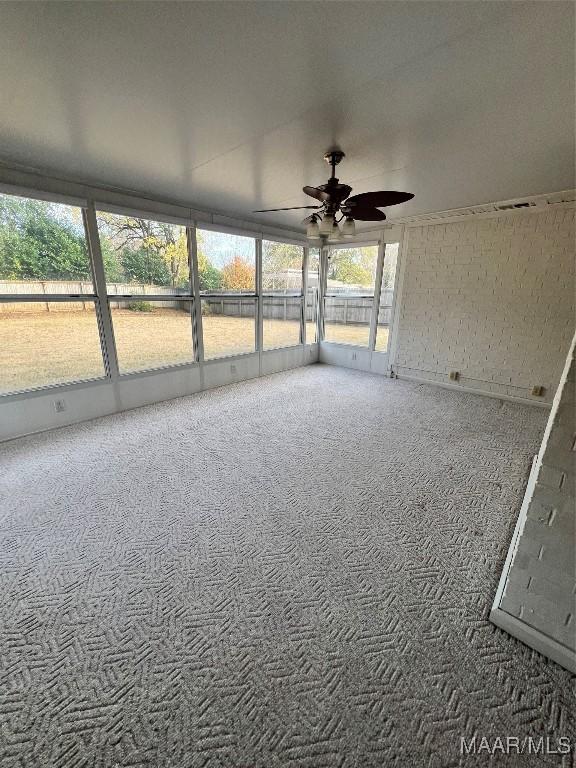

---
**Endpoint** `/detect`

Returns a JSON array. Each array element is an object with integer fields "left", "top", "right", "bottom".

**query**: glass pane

[
  {"left": 96, "top": 211, "right": 190, "bottom": 293},
  {"left": 326, "top": 245, "right": 378, "bottom": 295},
  {"left": 0, "top": 193, "right": 94, "bottom": 294},
  {"left": 197, "top": 229, "right": 256, "bottom": 294},
  {"left": 0, "top": 301, "right": 105, "bottom": 394},
  {"left": 375, "top": 243, "right": 399, "bottom": 353},
  {"left": 306, "top": 248, "right": 320, "bottom": 343},
  {"left": 110, "top": 299, "right": 194, "bottom": 373},
  {"left": 262, "top": 240, "right": 303, "bottom": 292},
  {"left": 263, "top": 297, "right": 302, "bottom": 349},
  {"left": 201, "top": 297, "right": 256, "bottom": 359},
  {"left": 324, "top": 296, "right": 373, "bottom": 347}
]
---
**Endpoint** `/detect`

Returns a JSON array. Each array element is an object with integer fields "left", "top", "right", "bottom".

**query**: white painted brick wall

[
  {"left": 501, "top": 345, "right": 575, "bottom": 653},
  {"left": 395, "top": 208, "right": 575, "bottom": 402}
]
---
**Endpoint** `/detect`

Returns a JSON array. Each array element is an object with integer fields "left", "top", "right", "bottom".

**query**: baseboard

[
  {"left": 317, "top": 349, "right": 551, "bottom": 409},
  {"left": 490, "top": 607, "right": 576, "bottom": 673},
  {"left": 395, "top": 372, "right": 551, "bottom": 409}
]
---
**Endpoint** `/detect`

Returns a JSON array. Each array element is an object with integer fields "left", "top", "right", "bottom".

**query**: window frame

[
  {"left": 0, "top": 183, "right": 312, "bottom": 400},
  {"left": 194, "top": 226, "right": 259, "bottom": 361},
  {"left": 261, "top": 239, "right": 306, "bottom": 351},
  {"left": 374, "top": 241, "right": 400, "bottom": 354},
  {"left": 322, "top": 240, "right": 381, "bottom": 349},
  {"left": 320, "top": 239, "right": 400, "bottom": 354},
  {"left": 94, "top": 206, "right": 197, "bottom": 376},
  {"left": 0, "top": 194, "right": 109, "bottom": 396}
]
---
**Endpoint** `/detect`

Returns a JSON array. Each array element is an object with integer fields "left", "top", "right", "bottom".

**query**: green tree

[
  {"left": 120, "top": 245, "right": 171, "bottom": 285},
  {"left": 97, "top": 212, "right": 184, "bottom": 287},
  {"left": 262, "top": 242, "right": 303, "bottom": 272},
  {"left": 0, "top": 196, "right": 90, "bottom": 281},
  {"left": 328, "top": 247, "right": 375, "bottom": 288},
  {"left": 196, "top": 231, "right": 222, "bottom": 291},
  {"left": 99, "top": 237, "right": 124, "bottom": 283}
]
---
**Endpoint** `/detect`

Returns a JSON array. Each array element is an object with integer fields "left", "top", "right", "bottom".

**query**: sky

[{"left": 198, "top": 228, "right": 255, "bottom": 269}]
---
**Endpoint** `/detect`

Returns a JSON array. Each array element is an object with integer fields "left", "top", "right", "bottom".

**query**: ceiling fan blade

[
  {"left": 345, "top": 191, "right": 414, "bottom": 208},
  {"left": 347, "top": 207, "right": 387, "bottom": 221},
  {"left": 253, "top": 205, "right": 322, "bottom": 212},
  {"left": 303, "top": 186, "right": 330, "bottom": 202}
]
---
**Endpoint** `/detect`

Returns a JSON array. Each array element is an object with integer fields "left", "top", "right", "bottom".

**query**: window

[
  {"left": 201, "top": 296, "right": 256, "bottom": 359},
  {"left": 97, "top": 212, "right": 190, "bottom": 292},
  {"left": 96, "top": 211, "right": 194, "bottom": 373},
  {"left": 0, "top": 193, "right": 106, "bottom": 394},
  {"left": 109, "top": 299, "right": 194, "bottom": 374},
  {"left": 306, "top": 247, "right": 320, "bottom": 343},
  {"left": 262, "top": 240, "right": 304, "bottom": 350},
  {"left": 197, "top": 229, "right": 257, "bottom": 359},
  {"left": 324, "top": 244, "right": 378, "bottom": 347},
  {"left": 375, "top": 243, "right": 399, "bottom": 353}
]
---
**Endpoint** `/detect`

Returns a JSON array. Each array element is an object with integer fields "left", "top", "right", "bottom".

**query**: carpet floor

[{"left": 0, "top": 365, "right": 574, "bottom": 767}]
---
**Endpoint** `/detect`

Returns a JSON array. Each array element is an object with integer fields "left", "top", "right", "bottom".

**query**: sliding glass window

[
  {"left": 324, "top": 244, "right": 379, "bottom": 347},
  {"left": 262, "top": 240, "right": 304, "bottom": 350},
  {"left": 0, "top": 192, "right": 106, "bottom": 394},
  {"left": 197, "top": 228, "right": 256, "bottom": 360},
  {"left": 96, "top": 211, "right": 194, "bottom": 374},
  {"left": 306, "top": 247, "right": 320, "bottom": 343},
  {"left": 375, "top": 243, "right": 399, "bottom": 353}
]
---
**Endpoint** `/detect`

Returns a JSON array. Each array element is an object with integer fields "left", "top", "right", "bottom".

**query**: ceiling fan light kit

[
  {"left": 319, "top": 212, "right": 334, "bottom": 236},
  {"left": 341, "top": 216, "right": 356, "bottom": 238},
  {"left": 306, "top": 215, "right": 321, "bottom": 239},
  {"left": 254, "top": 149, "right": 414, "bottom": 242}
]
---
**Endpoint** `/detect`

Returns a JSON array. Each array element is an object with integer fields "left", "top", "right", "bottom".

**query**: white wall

[
  {"left": 393, "top": 208, "right": 575, "bottom": 404},
  {"left": 491, "top": 335, "right": 575, "bottom": 672}
]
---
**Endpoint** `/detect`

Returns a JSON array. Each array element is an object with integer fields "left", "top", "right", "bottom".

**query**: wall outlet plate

[
  {"left": 230, "top": 364, "right": 237, "bottom": 374},
  {"left": 53, "top": 399, "right": 66, "bottom": 413}
]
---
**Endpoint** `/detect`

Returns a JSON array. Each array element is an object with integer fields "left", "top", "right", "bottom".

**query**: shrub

[{"left": 127, "top": 301, "right": 153, "bottom": 312}]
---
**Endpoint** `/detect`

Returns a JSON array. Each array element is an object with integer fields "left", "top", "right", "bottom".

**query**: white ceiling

[{"left": 0, "top": 1, "right": 573, "bottom": 231}]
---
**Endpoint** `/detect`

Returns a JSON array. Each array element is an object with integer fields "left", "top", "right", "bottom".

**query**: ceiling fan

[{"left": 254, "top": 149, "right": 414, "bottom": 241}]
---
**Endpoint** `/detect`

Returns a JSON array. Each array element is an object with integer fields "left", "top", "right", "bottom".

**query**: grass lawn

[
  {"left": 0, "top": 309, "right": 328, "bottom": 394},
  {"left": 324, "top": 321, "right": 389, "bottom": 350}
]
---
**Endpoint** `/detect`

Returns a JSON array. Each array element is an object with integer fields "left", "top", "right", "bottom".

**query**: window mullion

[
  {"left": 83, "top": 204, "right": 120, "bottom": 379},
  {"left": 188, "top": 226, "right": 204, "bottom": 364},
  {"left": 256, "top": 238, "right": 263, "bottom": 354},
  {"left": 369, "top": 239, "right": 386, "bottom": 350},
  {"left": 301, "top": 246, "right": 309, "bottom": 345},
  {"left": 318, "top": 244, "right": 328, "bottom": 342}
]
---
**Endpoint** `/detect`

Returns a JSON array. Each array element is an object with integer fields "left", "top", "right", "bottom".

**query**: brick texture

[
  {"left": 395, "top": 208, "right": 575, "bottom": 402},
  {"left": 501, "top": 344, "right": 576, "bottom": 651}
]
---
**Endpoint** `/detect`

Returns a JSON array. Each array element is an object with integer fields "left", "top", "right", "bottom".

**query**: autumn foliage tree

[{"left": 221, "top": 256, "right": 255, "bottom": 291}]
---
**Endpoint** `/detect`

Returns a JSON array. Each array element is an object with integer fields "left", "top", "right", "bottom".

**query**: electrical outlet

[
  {"left": 351, "top": 352, "right": 357, "bottom": 361},
  {"left": 53, "top": 399, "right": 66, "bottom": 413},
  {"left": 230, "top": 364, "right": 237, "bottom": 374},
  {"left": 531, "top": 385, "right": 545, "bottom": 397},
  {"left": 449, "top": 371, "right": 460, "bottom": 381}
]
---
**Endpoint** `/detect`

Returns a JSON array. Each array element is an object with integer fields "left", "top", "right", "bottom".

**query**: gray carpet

[{"left": 0, "top": 365, "right": 574, "bottom": 768}]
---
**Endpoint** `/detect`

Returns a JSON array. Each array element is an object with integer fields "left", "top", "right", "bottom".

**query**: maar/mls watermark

[{"left": 460, "top": 735, "right": 572, "bottom": 756}]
